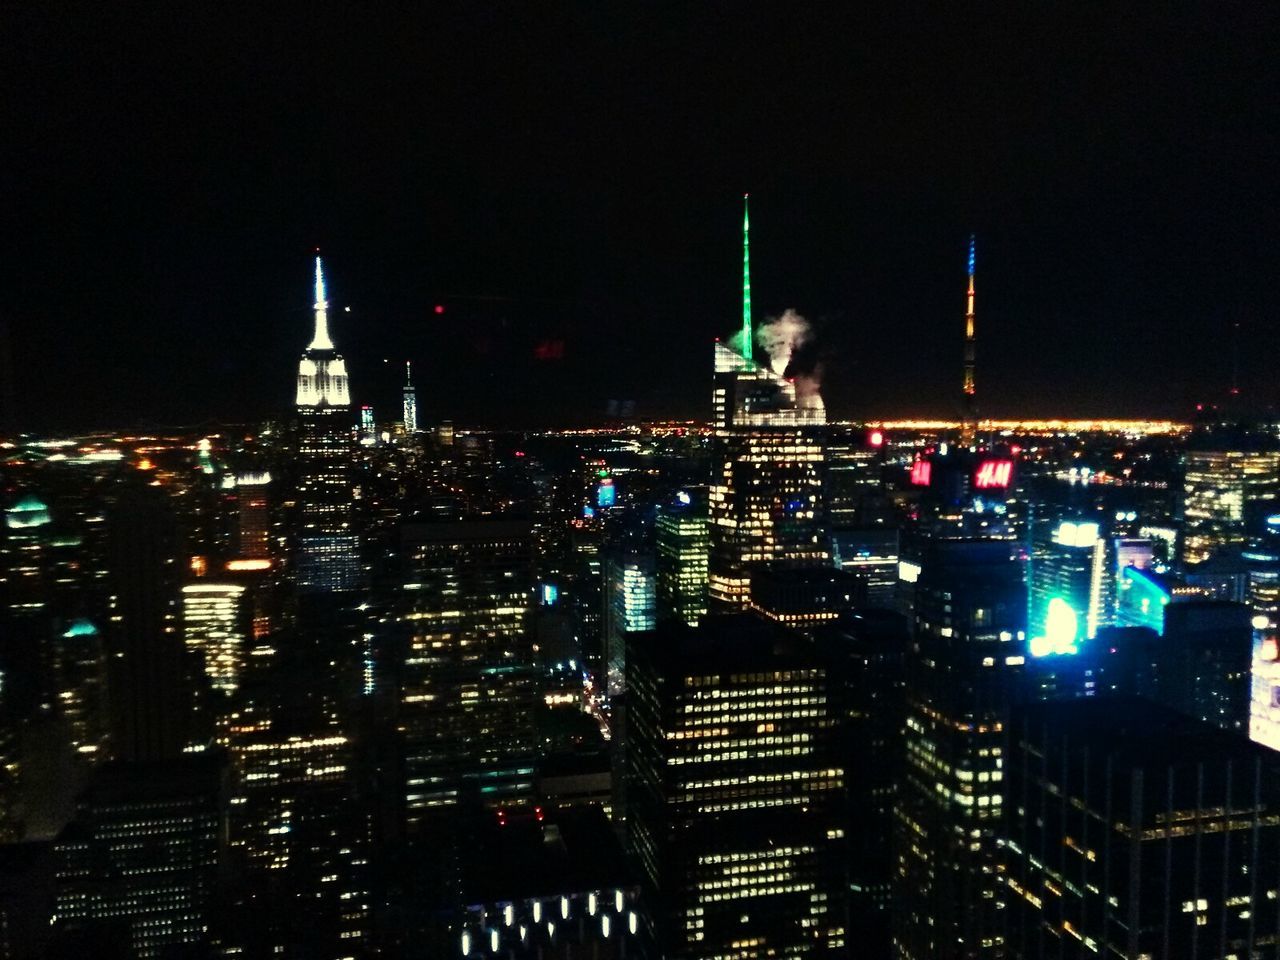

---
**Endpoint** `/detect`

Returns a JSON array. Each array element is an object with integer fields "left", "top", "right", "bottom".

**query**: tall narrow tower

[
  {"left": 709, "top": 198, "right": 827, "bottom": 609},
  {"left": 741, "top": 194, "right": 753, "bottom": 365},
  {"left": 961, "top": 234, "right": 977, "bottom": 446},
  {"left": 293, "top": 255, "right": 360, "bottom": 594},
  {"left": 402, "top": 361, "right": 417, "bottom": 433}
]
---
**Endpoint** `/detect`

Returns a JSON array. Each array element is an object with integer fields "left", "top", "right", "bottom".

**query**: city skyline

[{"left": 6, "top": 6, "right": 1280, "bottom": 431}]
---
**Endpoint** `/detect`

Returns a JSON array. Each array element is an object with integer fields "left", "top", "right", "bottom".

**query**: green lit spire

[{"left": 742, "top": 193, "right": 753, "bottom": 364}]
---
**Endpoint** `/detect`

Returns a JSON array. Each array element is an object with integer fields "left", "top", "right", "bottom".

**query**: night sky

[{"left": 6, "top": 4, "right": 1280, "bottom": 431}]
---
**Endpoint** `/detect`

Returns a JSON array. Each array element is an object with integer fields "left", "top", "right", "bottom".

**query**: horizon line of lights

[{"left": 859, "top": 419, "right": 1188, "bottom": 434}]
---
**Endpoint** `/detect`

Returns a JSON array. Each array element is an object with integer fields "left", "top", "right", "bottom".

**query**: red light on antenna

[
  {"left": 868, "top": 430, "right": 884, "bottom": 447},
  {"left": 434, "top": 304, "right": 445, "bottom": 315}
]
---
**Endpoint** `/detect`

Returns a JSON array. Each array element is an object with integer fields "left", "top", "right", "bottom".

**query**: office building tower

[
  {"left": 0, "top": 493, "right": 81, "bottom": 718},
  {"left": 104, "top": 484, "right": 192, "bottom": 762},
  {"left": 182, "top": 582, "right": 248, "bottom": 695},
  {"left": 895, "top": 539, "right": 1027, "bottom": 960},
  {"left": 1182, "top": 447, "right": 1280, "bottom": 566},
  {"left": 294, "top": 255, "right": 361, "bottom": 593},
  {"left": 708, "top": 197, "right": 827, "bottom": 609},
  {"left": 400, "top": 520, "right": 538, "bottom": 823},
  {"left": 360, "top": 404, "right": 376, "bottom": 443},
  {"left": 1159, "top": 600, "right": 1252, "bottom": 733},
  {"left": 825, "top": 430, "right": 884, "bottom": 526},
  {"left": 603, "top": 545, "right": 656, "bottom": 698},
  {"left": 54, "top": 620, "right": 108, "bottom": 765},
  {"left": 51, "top": 753, "right": 224, "bottom": 959},
  {"left": 815, "top": 609, "right": 908, "bottom": 954},
  {"left": 626, "top": 616, "right": 848, "bottom": 958},
  {"left": 403, "top": 360, "right": 417, "bottom": 433},
  {"left": 655, "top": 494, "right": 709, "bottom": 627},
  {"left": 1005, "top": 697, "right": 1280, "bottom": 960},
  {"left": 235, "top": 471, "right": 272, "bottom": 560},
  {"left": 831, "top": 527, "right": 899, "bottom": 607},
  {"left": 1028, "top": 519, "right": 1106, "bottom": 652}
]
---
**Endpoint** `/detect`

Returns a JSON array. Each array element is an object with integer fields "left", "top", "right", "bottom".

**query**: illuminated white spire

[{"left": 309, "top": 255, "right": 334, "bottom": 350}]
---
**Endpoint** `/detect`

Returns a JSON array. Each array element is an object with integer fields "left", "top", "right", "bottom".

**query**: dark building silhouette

[
  {"left": 105, "top": 484, "right": 191, "bottom": 761},
  {"left": 894, "top": 539, "right": 1027, "bottom": 960},
  {"left": 1006, "top": 697, "right": 1280, "bottom": 959},
  {"left": 816, "top": 609, "right": 908, "bottom": 956},
  {"left": 1160, "top": 600, "right": 1252, "bottom": 733},
  {"left": 51, "top": 753, "right": 224, "bottom": 959}
]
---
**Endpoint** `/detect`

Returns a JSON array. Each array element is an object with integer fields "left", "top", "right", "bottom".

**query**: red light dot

[{"left": 434, "top": 304, "right": 445, "bottom": 315}]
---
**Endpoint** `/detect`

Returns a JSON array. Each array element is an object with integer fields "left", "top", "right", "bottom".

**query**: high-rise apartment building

[
  {"left": 400, "top": 520, "right": 538, "bottom": 824},
  {"left": 626, "top": 616, "right": 848, "bottom": 958},
  {"left": 293, "top": 256, "right": 360, "bottom": 593}
]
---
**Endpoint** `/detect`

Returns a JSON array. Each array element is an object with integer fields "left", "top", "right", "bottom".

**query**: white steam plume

[{"left": 757, "top": 308, "right": 811, "bottom": 376}]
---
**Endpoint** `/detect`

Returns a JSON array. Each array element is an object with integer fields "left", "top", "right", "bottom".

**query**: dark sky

[{"left": 5, "top": 4, "right": 1280, "bottom": 430}]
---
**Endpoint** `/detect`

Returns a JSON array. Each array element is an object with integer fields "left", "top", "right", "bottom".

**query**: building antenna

[
  {"left": 309, "top": 253, "right": 334, "bottom": 351},
  {"left": 742, "top": 194, "right": 753, "bottom": 365},
  {"left": 961, "top": 234, "right": 977, "bottom": 445},
  {"left": 1230, "top": 320, "right": 1241, "bottom": 397}
]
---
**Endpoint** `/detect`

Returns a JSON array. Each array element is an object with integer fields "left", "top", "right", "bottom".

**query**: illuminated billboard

[
  {"left": 1029, "top": 597, "right": 1080, "bottom": 657},
  {"left": 973, "top": 459, "right": 1013, "bottom": 489},
  {"left": 597, "top": 478, "right": 616, "bottom": 508},
  {"left": 910, "top": 458, "right": 932, "bottom": 486}
]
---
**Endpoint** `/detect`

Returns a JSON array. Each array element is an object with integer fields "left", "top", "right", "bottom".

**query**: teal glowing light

[
  {"left": 62, "top": 619, "right": 98, "bottom": 639},
  {"left": 1029, "top": 597, "right": 1079, "bottom": 657},
  {"left": 742, "top": 194, "right": 753, "bottom": 365},
  {"left": 5, "top": 495, "right": 50, "bottom": 529}
]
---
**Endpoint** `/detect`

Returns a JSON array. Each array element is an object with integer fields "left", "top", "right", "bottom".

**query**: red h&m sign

[
  {"left": 910, "top": 458, "right": 932, "bottom": 486},
  {"left": 974, "top": 459, "right": 1013, "bottom": 489}
]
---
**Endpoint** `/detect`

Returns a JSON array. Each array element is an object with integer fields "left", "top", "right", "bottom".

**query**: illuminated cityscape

[{"left": 3, "top": 8, "right": 1278, "bottom": 960}]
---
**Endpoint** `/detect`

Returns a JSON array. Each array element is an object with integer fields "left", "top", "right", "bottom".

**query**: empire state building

[{"left": 294, "top": 256, "right": 360, "bottom": 593}]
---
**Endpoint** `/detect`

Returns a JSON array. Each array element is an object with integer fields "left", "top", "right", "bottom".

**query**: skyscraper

[
  {"left": 626, "top": 616, "right": 848, "bottom": 958},
  {"left": 235, "top": 471, "right": 272, "bottom": 561},
  {"left": 1182, "top": 446, "right": 1280, "bottom": 566},
  {"left": 104, "top": 484, "right": 192, "bottom": 762},
  {"left": 894, "top": 539, "right": 1027, "bottom": 960},
  {"left": 294, "top": 255, "right": 360, "bottom": 593},
  {"left": 1005, "top": 697, "right": 1280, "bottom": 960},
  {"left": 603, "top": 540, "right": 655, "bottom": 698},
  {"left": 655, "top": 493, "right": 709, "bottom": 627},
  {"left": 708, "top": 197, "right": 827, "bottom": 609},
  {"left": 402, "top": 360, "right": 418, "bottom": 434},
  {"left": 52, "top": 754, "right": 225, "bottom": 959},
  {"left": 181, "top": 581, "right": 248, "bottom": 695},
  {"left": 399, "top": 520, "right": 538, "bottom": 824},
  {"left": 1028, "top": 518, "right": 1106, "bottom": 651}
]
